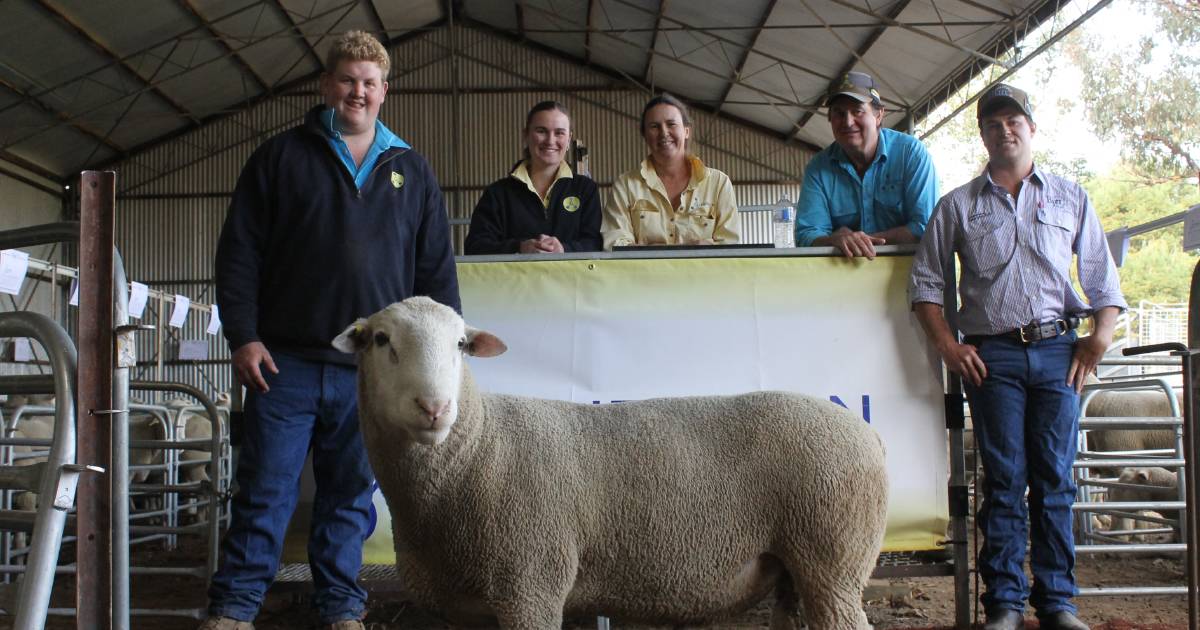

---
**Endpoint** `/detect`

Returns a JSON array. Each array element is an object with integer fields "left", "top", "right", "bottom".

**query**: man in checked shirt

[{"left": 909, "top": 84, "right": 1126, "bottom": 630}]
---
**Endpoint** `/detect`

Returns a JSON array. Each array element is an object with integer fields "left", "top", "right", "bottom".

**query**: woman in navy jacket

[{"left": 465, "top": 101, "right": 602, "bottom": 254}]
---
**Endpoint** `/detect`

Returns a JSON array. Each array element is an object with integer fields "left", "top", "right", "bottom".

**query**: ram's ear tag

[{"left": 332, "top": 318, "right": 370, "bottom": 353}]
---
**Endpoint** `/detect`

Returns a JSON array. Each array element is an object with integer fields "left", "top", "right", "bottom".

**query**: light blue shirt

[
  {"left": 794, "top": 127, "right": 939, "bottom": 247},
  {"left": 319, "top": 107, "right": 410, "bottom": 190},
  {"left": 909, "top": 166, "right": 1126, "bottom": 336}
]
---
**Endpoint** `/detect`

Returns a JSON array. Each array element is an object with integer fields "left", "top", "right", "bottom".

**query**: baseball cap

[
  {"left": 826, "top": 71, "right": 882, "bottom": 107},
  {"left": 976, "top": 83, "right": 1034, "bottom": 121}
]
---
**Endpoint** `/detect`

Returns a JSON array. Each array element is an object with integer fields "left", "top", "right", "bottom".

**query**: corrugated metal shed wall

[
  {"left": 105, "top": 24, "right": 813, "bottom": 396},
  {"left": 0, "top": 173, "right": 68, "bottom": 380}
]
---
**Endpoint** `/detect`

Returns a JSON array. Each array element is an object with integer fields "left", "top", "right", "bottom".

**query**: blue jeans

[
  {"left": 965, "top": 332, "right": 1079, "bottom": 616},
  {"left": 208, "top": 352, "right": 374, "bottom": 624}
]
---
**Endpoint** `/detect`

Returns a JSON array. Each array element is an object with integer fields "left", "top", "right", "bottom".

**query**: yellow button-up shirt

[{"left": 602, "top": 156, "right": 740, "bottom": 250}]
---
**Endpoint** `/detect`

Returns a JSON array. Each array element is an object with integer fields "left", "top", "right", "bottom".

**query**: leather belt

[{"left": 967, "top": 316, "right": 1084, "bottom": 346}]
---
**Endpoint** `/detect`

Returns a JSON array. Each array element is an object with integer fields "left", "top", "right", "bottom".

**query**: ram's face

[{"left": 333, "top": 297, "right": 506, "bottom": 445}]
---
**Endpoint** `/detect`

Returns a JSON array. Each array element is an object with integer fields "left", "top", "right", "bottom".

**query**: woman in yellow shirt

[{"left": 602, "top": 94, "right": 740, "bottom": 250}]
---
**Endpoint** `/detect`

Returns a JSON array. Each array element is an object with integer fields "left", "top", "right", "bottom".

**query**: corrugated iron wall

[
  {"left": 0, "top": 173, "right": 69, "bottom": 380},
  {"left": 104, "top": 23, "right": 814, "bottom": 395}
]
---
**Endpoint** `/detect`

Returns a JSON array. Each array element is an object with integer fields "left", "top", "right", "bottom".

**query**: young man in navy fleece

[{"left": 206, "top": 30, "right": 460, "bottom": 630}]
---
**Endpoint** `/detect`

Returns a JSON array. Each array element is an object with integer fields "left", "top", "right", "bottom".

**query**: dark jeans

[
  {"left": 208, "top": 352, "right": 373, "bottom": 624},
  {"left": 965, "top": 332, "right": 1079, "bottom": 616}
]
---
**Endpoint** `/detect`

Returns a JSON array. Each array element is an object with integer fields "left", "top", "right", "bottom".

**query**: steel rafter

[
  {"left": 792, "top": 0, "right": 913, "bottom": 135},
  {"left": 178, "top": 0, "right": 270, "bottom": 95},
  {"left": 0, "top": 162, "right": 63, "bottom": 197},
  {"left": 100, "top": 18, "right": 448, "bottom": 191},
  {"left": 524, "top": 3, "right": 819, "bottom": 116},
  {"left": 268, "top": 0, "right": 327, "bottom": 72},
  {"left": 600, "top": 0, "right": 831, "bottom": 85},
  {"left": 643, "top": 0, "right": 667, "bottom": 83},
  {"left": 3, "top": 0, "right": 360, "bottom": 175},
  {"left": 916, "top": 0, "right": 1113, "bottom": 138},
  {"left": 0, "top": 1, "right": 265, "bottom": 120},
  {"left": 715, "top": 0, "right": 778, "bottom": 115},
  {"left": 954, "top": 0, "right": 1014, "bottom": 19},
  {"left": 516, "top": 0, "right": 526, "bottom": 39},
  {"left": 514, "top": 20, "right": 1012, "bottom": 34},
  {"left": 826, "top": 0, "right": 1013, "bottom": 69},
  {"left": 460, "top": 16, "right": 821, "bottom": 152},
  {"left": 584, "top": 0, "right": 595, "bottom": 64},
  {"left": 362, "top": 0, "right": 388, "bottom": 39},
  {"left": 0, "top": 77, "right": 125, "bottom": 154},
  {"left": 0, "top": 149, "right": 66, "bottom": 185},
  {"left": 436, "top": 22, "right": 807, "bottom": 177},
  {"left": 32, "top": 0, "right": 199, "bottom": 124},
  {"left": 266, "top": 0, "right": 362, "bottom": 85}
]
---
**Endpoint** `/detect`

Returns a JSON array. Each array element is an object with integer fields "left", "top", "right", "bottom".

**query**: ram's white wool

[{"left": 334, "top": 296, "right": 889, "bottom": 629}]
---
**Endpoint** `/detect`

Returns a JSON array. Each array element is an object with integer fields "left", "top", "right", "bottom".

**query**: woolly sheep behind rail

[{"left": 333, "top": 296, "right": 889, "bottom": 630}]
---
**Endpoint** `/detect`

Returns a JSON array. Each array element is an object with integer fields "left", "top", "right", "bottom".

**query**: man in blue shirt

[
  {"left": 795, "top": 71, "right": 938, "bottom": 259},
  {"left": 206, "top": 31, "right": 460, "bottom": 630}
]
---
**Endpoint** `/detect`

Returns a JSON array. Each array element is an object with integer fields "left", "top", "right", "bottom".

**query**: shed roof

[{"left": 0, "top": 0, "right": 1104, "bottom": 188}]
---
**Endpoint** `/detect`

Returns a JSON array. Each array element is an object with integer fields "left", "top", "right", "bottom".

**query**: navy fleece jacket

[
  {"left": 215, "top": 105, "right": 461, "bottom": 365},
  {"left": 463, "top": 169, "right": 602, "bottom": 254}
]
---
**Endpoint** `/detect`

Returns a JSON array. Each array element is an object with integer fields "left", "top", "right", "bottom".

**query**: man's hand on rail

[
  {"left": 828, "top": 226, "right": 885, "bottom": 260},
  {"left": 233, "top": 341, "right": 278, "bottom": 393}
]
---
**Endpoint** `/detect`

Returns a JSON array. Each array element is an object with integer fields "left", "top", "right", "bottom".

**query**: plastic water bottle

[{"left": 772, "top": 196, "right": 795, "bottom": 249}]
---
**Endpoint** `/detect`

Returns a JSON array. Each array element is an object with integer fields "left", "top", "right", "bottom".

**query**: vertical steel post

[
  {"left": 1187, "top": 260, "right": 1200, "bottom": 628},
  {"left": 1183, "top": 349, "right": 1199, "bottom": 630},
  {"left": 77, "top": 171, "right": 115, "bottom": 630},
  {"left": 448, "top": 1, "right": 463, "bottom": 246},
  {"left": 111, "top": 252, "right": 132, "bottom": 630},
  {"left": 942, "top": 266, "right": 971, "bottom": 630}
]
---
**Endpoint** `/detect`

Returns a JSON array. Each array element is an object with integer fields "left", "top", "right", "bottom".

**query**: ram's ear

[
  {"left": 332, "top": 319, "right": 370, "bottom": 353},
  {"left": 465, "top": 326, "right": 507, "bottom": 358}
]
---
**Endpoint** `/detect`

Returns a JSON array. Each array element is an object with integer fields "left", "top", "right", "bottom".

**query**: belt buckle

[
  {"left": 1019, "top": 324, "right": 1032, "bottom": 343},
  {"left": 1054, "top": 318, "right": 1067, "bottom": 336}
]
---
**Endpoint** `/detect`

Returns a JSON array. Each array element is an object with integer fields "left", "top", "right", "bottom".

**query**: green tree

[
  {"left": 1083, "top": 167, "right": 1199, "bottom": 305},
  {"left": 1067, "top": 0, "right": 1200, "bottom": 181}
]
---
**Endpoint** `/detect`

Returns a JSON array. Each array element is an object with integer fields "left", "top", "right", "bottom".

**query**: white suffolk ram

[
  {"left": 333, "top": 296, "right": 890, "bottom": 630},
  {"left": 1108, "top": 467, "right": 1180, "bottom": 542},
  {"left": 1083, "top": 383, "right": 1178, "bottom": 454}
]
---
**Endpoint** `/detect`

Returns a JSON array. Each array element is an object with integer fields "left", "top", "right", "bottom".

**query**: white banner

[
  {"left": 291, "top": 254, "right": 950, "bottom": 564},
  {"left": 455, "top": 255, "right": 949, "bottom": 552}
]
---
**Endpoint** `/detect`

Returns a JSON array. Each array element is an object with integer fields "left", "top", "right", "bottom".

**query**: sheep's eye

[
  {"left": 457, "top": 337, "right": 467, "bottom": 351},
  {"left": 373, "top": 332, "right": 389, "bottom": 347}
]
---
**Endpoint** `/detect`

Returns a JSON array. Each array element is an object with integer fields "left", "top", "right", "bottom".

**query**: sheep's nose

[{"left": 415, "top": 397, "right": 450, "bottom": 420}]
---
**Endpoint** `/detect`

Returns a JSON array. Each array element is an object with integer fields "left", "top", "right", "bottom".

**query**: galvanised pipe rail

[
  {"left": 130, "top": 381, "right": 223, "bottom": 581},
  {"left": 0, "top": 311, "right": 80, "bottom": 630}
]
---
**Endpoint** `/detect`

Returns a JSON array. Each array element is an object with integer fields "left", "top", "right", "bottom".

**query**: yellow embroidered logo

[
  {"left": 391, "top": 172, "right": 404, "bottom": 189},
  {"left": 562, "top": 196, "right": 581, "bottom": 213}
]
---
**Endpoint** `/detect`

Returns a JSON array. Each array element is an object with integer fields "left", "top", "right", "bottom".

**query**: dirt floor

[{"left": 4, "top": 539, "right": 1188, "bottom": 629}]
